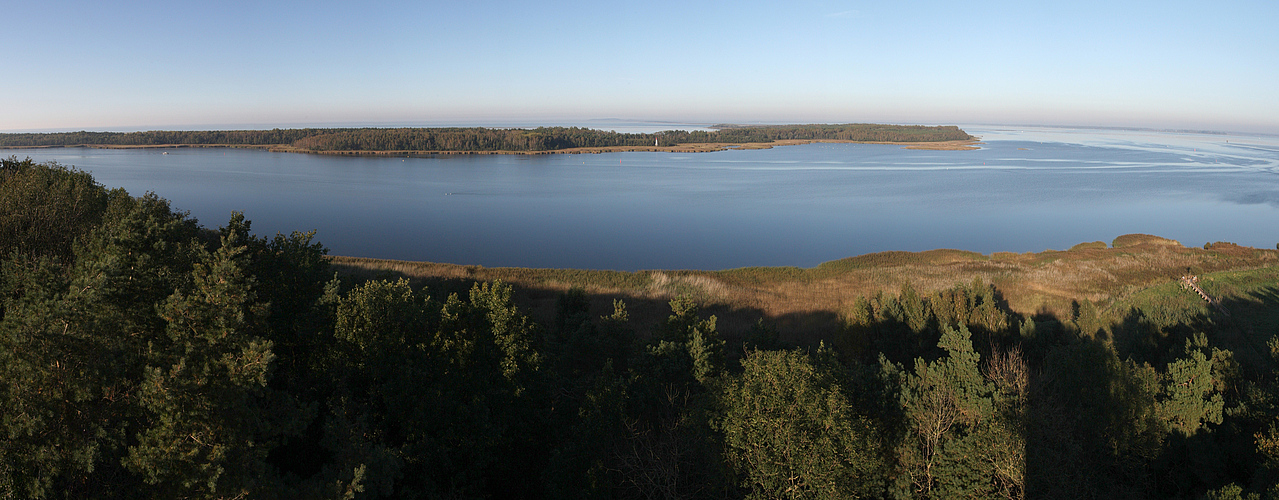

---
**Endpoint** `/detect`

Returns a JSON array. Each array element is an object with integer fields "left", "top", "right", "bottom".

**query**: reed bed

[{"left": 328, "top": 235, "right": 1279, "bottom": 341}]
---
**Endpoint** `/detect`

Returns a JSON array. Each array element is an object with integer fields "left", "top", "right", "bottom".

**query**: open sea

[{"left": 6, "top": 126, "right": 1279, "bottom": 270}]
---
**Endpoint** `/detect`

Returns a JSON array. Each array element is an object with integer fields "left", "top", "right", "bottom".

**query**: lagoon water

[{"left": 7, "top": 126, "right": 1279, "bottom": 270}]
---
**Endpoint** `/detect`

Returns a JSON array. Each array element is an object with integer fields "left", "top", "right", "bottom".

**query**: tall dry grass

[{"left": 327, "top": 235, "right": 1279, "bottom": 343}]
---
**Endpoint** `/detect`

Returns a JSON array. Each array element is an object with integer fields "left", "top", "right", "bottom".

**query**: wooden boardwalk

[{"left": 1181, "top": 275, "right": 1230, "bottom": 317}]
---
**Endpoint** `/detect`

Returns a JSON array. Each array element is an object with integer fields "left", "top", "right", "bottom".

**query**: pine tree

[
  {"left": 124, "top": 223, "right": 307, "bottom": 498},
  {"left": 892, "top": 324, "right": 1024, "bottom": 499},
  {"left": 720, "top": 347, "right": 884, "bottom": 498}
]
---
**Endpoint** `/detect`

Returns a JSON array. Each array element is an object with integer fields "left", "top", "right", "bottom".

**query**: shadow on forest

[
  {"left": 332, "top": 260, "right": 1279, "bottom": 379},
  {"left": 1021, "top": 286, "right": 1279, "bottom": 498},
  {"left": 329, "top": 262, "right": 843, "bottom": 348},
  {"left": 332, "top": 262, "right": 1279, "bottom": 498},
  {"left": 1109, "top": 285, "right": 1279, "bottom": 373}
]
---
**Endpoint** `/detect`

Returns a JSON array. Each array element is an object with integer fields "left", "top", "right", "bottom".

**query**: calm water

[{"left": 6, "top": 126, "right": 1279, "bottom": 270}]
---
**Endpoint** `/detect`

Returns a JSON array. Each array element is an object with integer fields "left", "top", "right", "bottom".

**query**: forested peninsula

[
  {"left": 11, "top": 156, "right": 1279, "bottom": 499},
  {"left": 0, "top": 123, "right": 977, "bottom": 154}
]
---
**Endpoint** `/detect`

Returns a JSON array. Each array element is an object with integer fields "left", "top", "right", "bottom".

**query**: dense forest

[
  {"left": 3, "top": 156, "right": 1277, "bottom": 499},
  {"left": 0, "top": 124, "right": 973, "bottom": 153},
  {"left": 0, "top": 129, "right": 341, "bottom": 148}
]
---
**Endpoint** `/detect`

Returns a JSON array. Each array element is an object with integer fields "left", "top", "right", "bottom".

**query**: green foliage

[
  {"left": 891, "top": 324, "right": 1024, "bottom": 499},
  {"left": 743, "top": 319, "right": 785, "bottom": 351},
  {"left": 610, "top": 295, "right": 731, "bottom": 498},
  {"left": 659, "top": 295, "right": 724, "bottom": 384},
  {"left": 0, "top": 164, "right": 210, "bottom": 498},
  {"left": 0, "top": 256, "right": 115, "bottom": 499},
  {"left": 719, "top": 348, "right": 884, "bottom": 498},
  {"left": 1027, "top": 338, "right": 1182, "bottom": 497},
  {"left": 0, "top": 156, "right": 111, "bottom": 263},
  {"left": 0, "top": 124, "right": 973, "bottom": 152},
  {"left": 469, "top": 280, "right": 541, "bottom": 388},
  {"left": 286, "top": 124, "right": 972, "bottom": 151},
  {"left": 328, "top": 278, "right": 548, "bottom": 497},
  {"left": 840, "top": 280, "right": 1016, "bottom": 366},
  {"left": 899, "top": 282, "right": 928, "bottom": 333},
  {"left": 1159, "top": 334, "right": 1225, "bottom": 435},
  {"left": 124, "top": 229, "right": 307, "bottom": 498},
  {"left": 0, "top": 129, "right": 342, "bottom": 148},
  {"left": 541, "top": 292, "right": 635, "bottom": 499},
  {"left": 1203, "top": 483, "right": 1262, "bottom": 500}
]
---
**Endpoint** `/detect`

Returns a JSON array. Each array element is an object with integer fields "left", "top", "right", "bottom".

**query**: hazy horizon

[
  {"left": 3, "top": 120, "right": 1277, "bottom": 139},
  {"left": 6, "top": 1, "right": 1277, "bottom": 135}
]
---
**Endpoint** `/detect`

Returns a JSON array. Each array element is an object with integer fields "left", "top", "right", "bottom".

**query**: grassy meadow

[{"left": 330, "top": 233, "right": 1279, "bottom": 347}]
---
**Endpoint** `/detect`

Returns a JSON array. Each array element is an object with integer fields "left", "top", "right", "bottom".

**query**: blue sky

[{"left": 4, "top": 0, "right": 1277, "bottom": 133}]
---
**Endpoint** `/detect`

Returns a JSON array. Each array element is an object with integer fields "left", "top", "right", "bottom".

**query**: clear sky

[{"left": 4, "top": 0, "right": 1277, "bottom": 133}]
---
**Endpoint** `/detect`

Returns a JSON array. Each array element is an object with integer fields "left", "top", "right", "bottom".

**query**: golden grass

[
  {"left": 1112, "top": 233, "right": 1182, "bottom": 248},
  {"left": 899, "top": 140, "right": 983, "bottom": 150},
  {"left": 329, "top": 234, "right": 1279, "bottom": 343},
  {"left": 1069, "top": 241, "right": 1108, "bottom": 251}
]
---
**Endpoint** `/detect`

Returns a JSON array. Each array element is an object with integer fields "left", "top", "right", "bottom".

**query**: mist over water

[{"left": 7, "top": 126, "right": 1279, "bottom": 270}]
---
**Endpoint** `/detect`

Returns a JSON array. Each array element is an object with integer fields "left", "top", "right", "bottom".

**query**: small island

[{"left": 0, "top": 123, "right": 979, "bottom": 155}]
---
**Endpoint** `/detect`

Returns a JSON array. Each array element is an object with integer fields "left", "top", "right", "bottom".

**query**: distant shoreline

[
  {"left": 271, "top": 138, "right": 982, "bottom": 155},
  {"left": 0, "top": 123, "right": 978, "bottom": 155},
  {"left": 0, "top": 138, "right": 981, "bottom": 155}
]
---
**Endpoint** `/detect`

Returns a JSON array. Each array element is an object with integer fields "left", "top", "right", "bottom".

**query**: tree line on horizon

[
  {"left": 6, "top": 157, "right": 1278, "bottom": 499},
  {"left": 0, "top": 124, "right": 973, "bottom": 153},
  {"left": 0, "top": 128, "right": 338, "bottom": 148}
]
